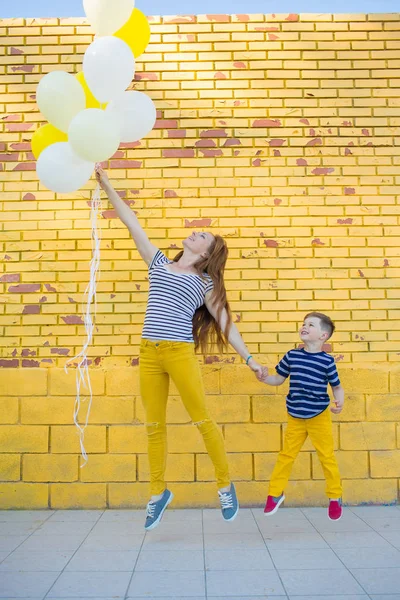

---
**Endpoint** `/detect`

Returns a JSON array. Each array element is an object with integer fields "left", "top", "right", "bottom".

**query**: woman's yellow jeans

[
  {"left": 269, "top": 408, "right": 342, "bottom": 499},
  {"left": 139, "top": 339, "right": 231, "bottom": 496}
]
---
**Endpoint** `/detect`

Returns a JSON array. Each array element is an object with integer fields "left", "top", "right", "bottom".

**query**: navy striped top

[
  {"left": 276, "top": 348, "right": 340, "bottom": 419},
  {"left": 142, "top": 250, "right": 214, "bottom": 343}
]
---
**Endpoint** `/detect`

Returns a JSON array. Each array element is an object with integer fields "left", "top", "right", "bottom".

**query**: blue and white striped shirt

[
  {"left": 276, "top": 348, "right": 340, "bottom": 419},
  {"left": 142, "top": 250, "right": 214, "bottom": 343}
]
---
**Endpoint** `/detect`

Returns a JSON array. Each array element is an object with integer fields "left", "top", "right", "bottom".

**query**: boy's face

[{"left": 299, "top": 316, "right": 328, "bottom": 344}]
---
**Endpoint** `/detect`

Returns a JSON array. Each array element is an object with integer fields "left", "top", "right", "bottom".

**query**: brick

[
  {"left": 166, "top": 482, "right": 222, "bottom": 508},
  {"left": 106, "top": 368, "right": 140, "bottom": 396},
  {"left": 49, "top": 369, "right": 104, "bottom": 396},
  {"left": 0, "top": 368, "right": 47, "bottom": 395},
  {"left": 342, "top": 479, "right": 398, "bottom": 505},
  {"left": 109, "top": 425, "right": 147, "bottom": 453},
  {"left": 0, "top": 483, "right": 48, "bottom": 509},
  {"left": 252, "top": 395, "right": 289, "bottom": 422},
  {"left": 225, "top": 424, "right": 281, "bottom": 452},
  {"left": 51, "top": 426, "right": 106, "bottom": 454},
  {"left": 139, "top": 453, "right": 193, "bottom": 482},
  {"left": 232, "top": 480, "right": 272, "bottom": 506},
  {"left": 0, "top": 454, "right": 20, "bottom": 481},
  {"left": 366, "top": 394, "right": 400, "bottom": 421},
  {"left": 108, "top": 482, "right": 149, "bottom": 508},
  {"left": 51, "top": 483, "right": 106, "bottom": 509},
  {"left": 284, "top": 480, "right": 327, "bottom": 506},
  {"left": 220, "top": 365, "right": 269, "bottom": 394},
  {"left": 0, "top": 425, "right": 48, "bottom": 452},
  {"left": 370, "top": 450, "right": 400, "bottom": 478},
  {"left": 255, "top": 452, "right": 310, "bottom": 480},
  {"left": 21, "top": 397, "right": 75, "bottom": 424},
  {"left": 80, "top": 454, "right": 136, "bottom": 482},
  {"left": 340, "top": 423, "right": 396, "bottom": 450},
  {"left": 23, "top": 454, "right": 78, "bottom": 482},
  {"left": 0, "top": 397, "right": 19, "bottom": 423},
  {"left": 338, "top": 367, "right": 389, "bottom": 393},
  {"left": 86, "top": 397, "right": 134, "bottom": 424},
  {"left": 389, "top": 367, "right": 400, "bottom": 392},
  {"left": 197, "top": 452, "right": 252, "bottom": 481},
  {"left": 332, "top": 394, "right": 365, "bottom": 422},
  {"left": 206, "top": 395, "right": 250, "bottom": 422},
  {"left": 312, "top": 450, "right": 368, "bottom": 479}
]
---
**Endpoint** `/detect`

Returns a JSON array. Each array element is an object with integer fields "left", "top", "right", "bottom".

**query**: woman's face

[{"left": 183, "top": 231, "right": 214, "bottom": 257}]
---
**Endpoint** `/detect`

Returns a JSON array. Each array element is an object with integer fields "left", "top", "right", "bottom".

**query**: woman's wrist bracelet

[{"left": 245, "top": 355, "right": 253, "bottom": 365}]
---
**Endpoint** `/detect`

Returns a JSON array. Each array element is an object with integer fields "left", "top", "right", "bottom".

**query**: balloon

[
  {"left": 31, "top": 124, "right": 68, "bottom": 159},
  {"left": 106, "top": 91, "right": 156, "bottom": 143},
  {"left": 37, "top": 142, "right": 94, "bottom": 193},
  {"left": 69, "top": 108, "right": 120, "bottom": 163},
  {"left": 83, "top": 36, "right": 135, "bottom": 104},
  {"left": 36, "top": 71, "right": 86, "bottom": 133},
  {"left": 115, "top": 8, "right": 151, "bottom": 58},
  {"left": 75, "top": 71, "right": 102, "bottom": 109},
  {"left": 83, "top": 0, "right": 135, "bottom": 36}
]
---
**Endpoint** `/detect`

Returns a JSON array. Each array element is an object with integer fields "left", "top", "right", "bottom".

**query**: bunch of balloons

[{"left": 33, "top": 0, "right": 156, "bottom": 193}]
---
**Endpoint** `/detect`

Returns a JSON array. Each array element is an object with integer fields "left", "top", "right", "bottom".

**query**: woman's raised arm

[{"left": 95, "top": 166, "right": 158, "bottom": 266}]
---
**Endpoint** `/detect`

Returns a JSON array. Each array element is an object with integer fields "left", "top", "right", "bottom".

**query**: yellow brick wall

[{"left": 0, "top": 13, "right": 400, "bottom": 508}]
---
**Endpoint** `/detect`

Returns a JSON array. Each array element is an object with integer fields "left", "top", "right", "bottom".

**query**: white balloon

[
  {"left": 36, "top": 71, "right": 86, "bottom": 133},
  {"left": 83, "top": 0, "right": 135, "bottom": 36},
  {"left": 69, "top": 108, "right": 121, "bottom": 163},
  {"left": 106, "top": 91, "right": 156, "bottom": 143},
  {"left": 37, "top": 142, "right": 94, "bottom": 193},
  {"left": 83, "top": 36, "right": 135, "bottom": 104}
]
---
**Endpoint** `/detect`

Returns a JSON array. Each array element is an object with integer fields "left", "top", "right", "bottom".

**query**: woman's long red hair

[{"left": 173, "top": 235, "right": 232, "bottom": 353}]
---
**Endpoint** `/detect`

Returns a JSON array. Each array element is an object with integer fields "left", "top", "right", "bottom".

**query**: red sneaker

[
  {"left": 328, "top": 499, "right": 342, "bottom": 521},
  {"left": 264, "top": 493, "right": 285, "bottom": 516}
]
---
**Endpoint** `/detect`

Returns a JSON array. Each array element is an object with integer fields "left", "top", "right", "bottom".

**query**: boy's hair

[{"left": 304, "top": 311, "right": 335, "bottom": 340}]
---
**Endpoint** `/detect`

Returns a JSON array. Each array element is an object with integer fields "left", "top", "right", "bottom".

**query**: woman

[{"left": 95, "top": 166, "right": 263, "bottom": 530}]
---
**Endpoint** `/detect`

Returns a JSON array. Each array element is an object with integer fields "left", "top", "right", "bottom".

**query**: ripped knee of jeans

[
  {"left": 145, "top": 421, "right": 165, "bottom": 434},
  {"left": 193, "top": 417, "right": 212, "bottom": 430}
]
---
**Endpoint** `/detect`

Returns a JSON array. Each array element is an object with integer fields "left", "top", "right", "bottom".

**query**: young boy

[{"left": 259, "top": 312, "right": 345, "bottom": 520}]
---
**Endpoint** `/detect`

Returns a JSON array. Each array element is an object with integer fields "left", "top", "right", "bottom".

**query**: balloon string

[{"left": 65, "top": 182, "right": 102, "bottom": 467}]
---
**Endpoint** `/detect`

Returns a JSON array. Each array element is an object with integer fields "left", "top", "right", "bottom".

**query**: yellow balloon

[
  {"left": 114, "top": 8, "right": 151, "bottom": 59},
  {"left": 31, "top": 123, "right": 68, "bottom": 159},
  {"left": 76, "top": 71, "right": 102, "bottom": 109}
]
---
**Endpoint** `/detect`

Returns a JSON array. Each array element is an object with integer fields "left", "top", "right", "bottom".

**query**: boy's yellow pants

[
  {"left": 139, "top": 339, "right": 231, "bottom": 496},
  {"left": 269, "top": 408, "right": 342, "bottom": 499}
]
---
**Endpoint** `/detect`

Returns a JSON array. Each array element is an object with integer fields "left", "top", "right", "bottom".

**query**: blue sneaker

[
  {"left": 144, "top": 489, "right": 173, "bottom": 531},
  {"left": 218, "top": 482, "right": 239, "bottom": 522}
]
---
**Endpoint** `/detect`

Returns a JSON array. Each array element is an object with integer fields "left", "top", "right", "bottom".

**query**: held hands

[
  {"left": 247, "top": 358, "right": 269, "bottom": 382},
  {"left": 257, "top": 366, "right": 269, "bottom": 383},
  {"left": 247, "top": 357, "right": 263, "bottom": 379}
]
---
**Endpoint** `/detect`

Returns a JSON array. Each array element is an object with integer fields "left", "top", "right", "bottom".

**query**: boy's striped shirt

[{"left": 276, "top": 348, "right": 340, "bottom": 419}]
